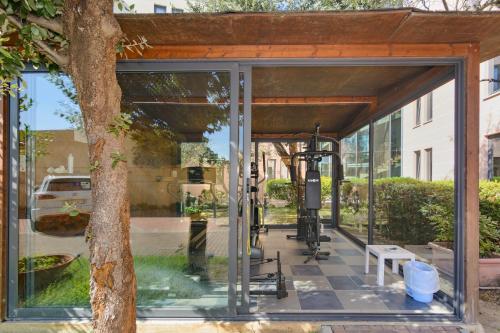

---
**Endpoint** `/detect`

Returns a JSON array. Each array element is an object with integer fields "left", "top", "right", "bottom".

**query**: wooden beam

[
  {"left": 253, "top": 96, "right": 376, "bottom": 105},
  {"left": 252, "top": 133, "right": 337, "bottom": 140},
  {"left": 463, "top": 43, "right": 480, "bottom": 324},
  {"left": 121, "top": 43, "right": 471, "bottom": 60},
  {"left": 132, "top": 96, "right": 376, "bottom": 106},
  {"left": 340, "top": 65, "right": 454, "bottom": 137},
  {"left": 339, "top": 103, "right": 378, "bottom": 137},
  {"left": 377, "top": 66, "right": 454, "bottom": 117}
]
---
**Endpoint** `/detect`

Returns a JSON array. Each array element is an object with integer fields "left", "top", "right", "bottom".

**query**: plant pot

[
  {"left": 18, "top": 254, "right": 76, "bottom": 301},
  {"left": 428, "top": 241, "right": 454, "bottom": 278},
  {"left": 479, "top": 255, "right": 500, "bottom": 288},
  {"left": 33, "top": 213, "right": 90, "bottom": 237}
]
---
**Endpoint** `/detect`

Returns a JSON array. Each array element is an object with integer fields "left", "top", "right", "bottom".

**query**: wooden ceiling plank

[
  {"left": 252, "top": 133, "right": 338, "bottom": 140},
  {"left": 340, "top": 65, "right": 454, "bottom": 137},
  {"left": 130, "top": 96, "right": 377, "bottom": 106},
  {"left": 120, "top": 43, "right": 471, "bottom": 60}
]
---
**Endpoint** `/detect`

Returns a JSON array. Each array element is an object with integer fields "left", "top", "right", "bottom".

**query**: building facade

[{"left": 400, "top": 56, "right": 500, "bottom": 181}]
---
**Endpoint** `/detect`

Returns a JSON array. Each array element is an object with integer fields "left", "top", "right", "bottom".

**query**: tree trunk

[{"left": 62, "top": 1, "right": 136, "bottom": 332}]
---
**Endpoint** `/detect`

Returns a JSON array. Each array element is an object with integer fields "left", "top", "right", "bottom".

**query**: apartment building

[{"left": 401, "top": 56, "right": 500, "bottom": 181}]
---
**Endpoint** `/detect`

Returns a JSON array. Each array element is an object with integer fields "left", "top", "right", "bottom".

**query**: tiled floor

[{"left": 252, "top": 228, "right": 453, "bottom": 314}]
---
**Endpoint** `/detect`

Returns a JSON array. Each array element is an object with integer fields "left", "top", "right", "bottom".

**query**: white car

[{"left": 30, "top": 175, "right": 92, "bottom": 233}]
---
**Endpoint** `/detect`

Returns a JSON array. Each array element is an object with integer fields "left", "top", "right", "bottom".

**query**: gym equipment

[
  {"left": 246, "top": 150, "right": 288, "bottom": 299},
  {"left": 249, "top": 154, "right": 269, "bottom": 260},
  {"left": 249, "top": 251, "right": 288, "bottom": 299},
  {"left": 286, "top": 124, "right": 343, "bottom": 263}
]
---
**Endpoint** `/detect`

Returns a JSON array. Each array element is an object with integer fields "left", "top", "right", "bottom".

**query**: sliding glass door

[{"left": 9, "top": 63, "right": 241, "bottom": 318}]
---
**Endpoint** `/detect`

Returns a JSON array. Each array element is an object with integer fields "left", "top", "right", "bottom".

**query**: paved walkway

[
  {"left": 321, "top": 325, "right": 468, "bottom": 333},
  {"left": 0, "top": 321, "right": 481, "bottom": 333}
]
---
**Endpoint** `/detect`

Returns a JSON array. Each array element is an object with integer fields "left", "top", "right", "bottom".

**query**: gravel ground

[{"left": 479, "top": 290, "right": 500, "bottom": 333}]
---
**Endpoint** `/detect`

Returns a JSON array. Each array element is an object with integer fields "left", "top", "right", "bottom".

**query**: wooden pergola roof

[
  {"left": 116, "top": 9, "right": 500, "bottom": 139},
  {"left": 117, "top": 9, "right": 500, "bottom": 61}
]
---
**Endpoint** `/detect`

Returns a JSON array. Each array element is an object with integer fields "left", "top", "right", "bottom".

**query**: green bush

[
  {"left": 340, "top": 177, "right": 368, "bottom": 210},
  {"left": 266, "top": 179, "right": 296, "bottom": 206},
  {"left": 368, "top": 177, "right": 499, "bottom": 257},
  {"left": 479, "top": 214, "right": 500, "bottom": 257},
  {"left": 266, "top": 177, "right": 334, "bottom": 207},
  {"left": 373, "top": 178, "right": 454, "bottom": 245},
  {"left": 479, "top": 180, "right": 500, "bottom": 222}
]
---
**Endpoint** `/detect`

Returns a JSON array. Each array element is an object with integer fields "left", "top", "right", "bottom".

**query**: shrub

[
  {"left": 340, "top": 177, "right": 368, "bottom": 212},
  {"left": 267, "top": 177, "right": 334, "bottom": 207},
  {"left": 371, "top": 178, "right": 499, "bottom": 257},
  {"left": 373, "top": 178, "right": 454, "bottom": 245},
  {"left": 479, "top": 180, "right": 500, "bottom": 222},
  {"left": 266, "top": 179, "right": 296, "bottom": 206},
  {"left": 479, "top": 214, "right": 500, "bottom": 257}
]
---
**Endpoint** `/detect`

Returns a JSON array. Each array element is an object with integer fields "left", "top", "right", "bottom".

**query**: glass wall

[
  {"left": 15, "top": 71, "right": 233, "bottom": 313},
  {"left": 373, "top": 97, "right": 455, "bottom": 297},
  {"left": 255, "top": 141, "right": 297, "bottom": 225},
  {"left": 339, "top": 126, "right": 369, "bottom": 243},
  {"left": 17, "top": 73, "right": 90, "bottom": 307}
]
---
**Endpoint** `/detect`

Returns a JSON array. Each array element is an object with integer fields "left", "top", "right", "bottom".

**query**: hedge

[
  {"left": 340, "top": 177, "right": 500, "bottom": 257},
  {"left": 266, "top": 177, "right": 333, "bottom": 207}
]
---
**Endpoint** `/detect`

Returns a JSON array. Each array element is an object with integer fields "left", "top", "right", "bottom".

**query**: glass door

[
  {"left": 8, "top": 63, "right": 242, "bottom": 319},
  {"left": 238, "top": 66, "right": 252, "bottom": 313}
]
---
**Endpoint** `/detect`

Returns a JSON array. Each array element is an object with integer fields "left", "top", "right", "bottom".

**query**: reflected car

[{"left": 30, "top": 175, "right": 92, "bottom": 234}]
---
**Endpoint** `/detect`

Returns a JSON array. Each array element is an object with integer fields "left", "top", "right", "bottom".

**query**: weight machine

[
  {"left": 286, "top": 124, "right": 343, "bottom": 263},
  {"left": 246, "top": 149, "right": 288, "bottom": 299}
]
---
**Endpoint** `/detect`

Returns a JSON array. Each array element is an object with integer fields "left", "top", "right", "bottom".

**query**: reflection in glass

[
  {"left": 17, "top": 71, "right": 232, "bottom": 312},
  {"left": 372, "top": 106, "right": 455, "bottom": 298},
  {"left": 18, "top": 73, "right": 90, "bottom": 307},
  {"left": 339, "top": 126, "right": 369, "bottom": 243},
  {"left": 118, "top": 72, "right": 231, "bottom": 311}
]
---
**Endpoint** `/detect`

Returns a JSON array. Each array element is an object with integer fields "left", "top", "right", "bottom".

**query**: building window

[
  {"left": 425, "top": 148, "right": 432, "bottom": 181},
  {"left": 489, "top": 57, "right": 500, "bottom": 94},
  {"left": 415, "top": 150, "right": 421, "bottom": 180},
  {"left": 415, "top": 98, "right": 421, "bottom": 126},
  {"left": 425, "top": 92, "right": 433, "bottom": 122},
  {"left": 488, "top": 137, "right": 500, "bottom": 179},
  {"left": 280, "top": 161, "right": 288, "bottom": 179},
  {"left": 154, "top": 4, "right": 167, "bottom": 13},
  {"left": 267, "top": 159, "right": 276, "bottom": 179},
  {"left": 172, "top": 7, "right": 184, "bottom": 13}
]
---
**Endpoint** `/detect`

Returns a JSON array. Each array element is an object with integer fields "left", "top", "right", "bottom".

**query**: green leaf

[{"left": 111, "top": 151, "right": 127, "bottom": 169}]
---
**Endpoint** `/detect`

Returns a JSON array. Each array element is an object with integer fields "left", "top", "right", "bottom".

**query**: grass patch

[
  {"left": 22, "top": 255, "right": 228, "bottom": 307},
  {"left": 265, "top": 206, "right": 332, "bottom": 224}
]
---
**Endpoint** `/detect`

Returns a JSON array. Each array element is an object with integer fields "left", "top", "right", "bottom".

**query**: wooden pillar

[
  {"left": 463, "top": 43, "right": 480, "bottom": 324},
  {"left": 0, "top": 94, "right": 7, "bottom": 320}
]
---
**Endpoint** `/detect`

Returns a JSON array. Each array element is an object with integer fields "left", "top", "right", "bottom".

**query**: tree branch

[
  {"left": 441, "top": 0, "right": 450, "bottom": 10},
  {"left": 26, "top": 14, "right": 63, "bottom": 35},
  {"left": 0, "top": 7, "right": 69, "bottom": 68}
]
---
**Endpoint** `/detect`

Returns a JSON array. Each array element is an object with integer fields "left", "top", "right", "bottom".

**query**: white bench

[{"left": 365, "top": 245, "right": 416, "bottom": 286}]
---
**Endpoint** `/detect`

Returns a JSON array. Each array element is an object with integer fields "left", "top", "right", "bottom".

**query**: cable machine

[{"left": 287, "top": 124, "right": 343, "bottom": 263}]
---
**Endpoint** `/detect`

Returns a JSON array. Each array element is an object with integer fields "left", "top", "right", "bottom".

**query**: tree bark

[{"left": 62, "top": 1, "right": 136, "bottom": 332}]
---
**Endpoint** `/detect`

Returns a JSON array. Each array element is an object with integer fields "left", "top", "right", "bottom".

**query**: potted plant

[
  {"left": 185, "top": 205, "right": 203, "bottom": 221},
  {"left": 18, "top": 254, "right": 77, "bottom": 300}
]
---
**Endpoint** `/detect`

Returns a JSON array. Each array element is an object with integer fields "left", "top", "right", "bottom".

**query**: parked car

[{"left": 30, "top": 175, "right": 92, "bottom": 234}]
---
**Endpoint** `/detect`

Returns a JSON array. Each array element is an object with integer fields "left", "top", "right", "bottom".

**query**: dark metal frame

[{"left": 6, "top": 58, "right": 466, "bottom": 322}]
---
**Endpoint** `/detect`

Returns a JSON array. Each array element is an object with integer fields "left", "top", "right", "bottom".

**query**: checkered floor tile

[{"left": 254, "top": 229, "right": 453, "bottom": 314}]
